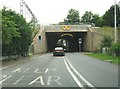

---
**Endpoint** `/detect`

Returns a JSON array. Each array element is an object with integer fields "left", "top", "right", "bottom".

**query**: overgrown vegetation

[
  {"left": 87, "top": 53, "right": 119, "bottom": 65},
  {"left": 2, "top": 7, "right": 32, "bottom": 57}
]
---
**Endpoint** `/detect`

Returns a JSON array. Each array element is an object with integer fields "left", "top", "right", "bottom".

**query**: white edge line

[
  {"left": 65, "top": 56, "right": 95, "bottom": 88},
  {"left": 63, "top": 57, "right": 84, "bottom": 88}
]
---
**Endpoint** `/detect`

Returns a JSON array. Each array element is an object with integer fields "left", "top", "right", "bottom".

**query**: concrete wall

[
  {"left": 84, "top": 27, "right": 92, "bottom": 51},
  {"left": 84, "top": 27, "right": 102, "bottom": 52},
  {"left": 92, "top": 28, "right": 102, "bottom": 52},
  {"left": 31, "top": 26, "right": 47, "bottom": 54}
]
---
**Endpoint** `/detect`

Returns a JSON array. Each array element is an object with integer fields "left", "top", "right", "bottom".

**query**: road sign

[
  {"left": 63, "top": 26, "right": 71, "bottom": 30},
  {"left": 79, "top": 38, "right": 82, "bottom": 44}
]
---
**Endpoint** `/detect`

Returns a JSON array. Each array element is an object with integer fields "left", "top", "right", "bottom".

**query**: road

[{"left": 1, "top": 53, "right": 118, "bottom": 88}]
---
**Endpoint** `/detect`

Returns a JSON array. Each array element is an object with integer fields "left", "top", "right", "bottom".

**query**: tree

[
  {"left": 64, "top": 9, "right": 80, "bottom": 25},
  {"left": 2, "top": 7, "right": 20, "bottom": 56},
  {"left": 103, "top": 5, "right": 120, "bottom": 27},
  {"left": 81, "top": 11, "right": 93, "bottom": 24},
  {"left": 2, "top": 7, "right": 32, "bottom": 56}
]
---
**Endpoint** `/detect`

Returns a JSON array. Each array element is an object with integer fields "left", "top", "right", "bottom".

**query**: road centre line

[
  {"left": 63, "top": 57, "right": 84, "bottom": 88},
  {"left": 65, "top": 56, "right": 96, "bottom": 89},
  {"left": 0, "top": 75, "right": 12, "bottom": 84}
]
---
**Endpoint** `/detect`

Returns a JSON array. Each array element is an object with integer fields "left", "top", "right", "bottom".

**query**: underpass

[{"left": 31, "top": 25, "right": 102, "bottom": 54}]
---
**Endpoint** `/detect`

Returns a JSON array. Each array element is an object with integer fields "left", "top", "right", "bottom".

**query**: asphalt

[{"left": 1, "top": 53, "right": 119, "bottom": 88}]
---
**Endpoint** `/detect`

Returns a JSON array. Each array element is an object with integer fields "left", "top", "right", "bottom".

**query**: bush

[{"left": 111, "top": 43, "right": 120, "bottom": 57}]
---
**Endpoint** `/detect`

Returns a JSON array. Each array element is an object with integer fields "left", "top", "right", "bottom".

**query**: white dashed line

[
  {"left": 34, "top": 68, "right": 42, "bottom": 73},
  {"left": 13, "top": 76, "right": 24, "bottom": 85},
  {"left": 23, "top": 68, "right": 30, "bottom": 72},
  {"left": 0, "top": 75, "right": 12, "bottom": 84},
  {"left": 13, "top": 68, "right": 21, "bottom": 73},
  {"left": 0, "top": 66, "right": 9, "bottom": 70}
]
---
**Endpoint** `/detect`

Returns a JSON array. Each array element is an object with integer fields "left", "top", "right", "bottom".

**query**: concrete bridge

[{"left": 31, "top": 25, "right": 102, "bottom": 54}]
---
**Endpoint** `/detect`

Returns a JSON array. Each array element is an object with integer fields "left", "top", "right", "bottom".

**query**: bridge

[
  {"left": 18, "top": 0, "right": 102, "bottom": 54},
  {"left": 31, "top": 25, "right": 101, "bottom": 54}
]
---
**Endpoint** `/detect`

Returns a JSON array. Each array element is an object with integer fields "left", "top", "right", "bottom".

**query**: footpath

[{"left": 1, "top": 54, "right": 42, "bottom": 69}]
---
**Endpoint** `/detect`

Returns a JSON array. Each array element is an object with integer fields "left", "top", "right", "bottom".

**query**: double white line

[{"left": 63, "top": 56, "right": 96, "bottom": 89}]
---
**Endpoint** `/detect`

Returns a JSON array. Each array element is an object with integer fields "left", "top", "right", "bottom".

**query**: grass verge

[{"left": 86, "top": 53, "right": 120, "bottom": 65}]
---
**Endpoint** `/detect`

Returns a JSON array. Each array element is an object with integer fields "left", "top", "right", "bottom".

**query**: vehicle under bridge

[
  {"left": 31, "top": 25, "right": 101, "bottom": 54},
  {"left": 46, "top": 32, "right": 87, "bottom": 52}
]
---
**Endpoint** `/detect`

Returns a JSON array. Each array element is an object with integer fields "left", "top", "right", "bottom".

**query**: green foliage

[
  {"left": 100, "top": 27, "right": 113, "bottom": 48},
  {"left": 101, "top": 35, "right": 113, "bottom": 48},
  {"left": 100, "top": 27, "right": 114, "bottom": 37},
  {"left": 2, "top": 8, "right": 20, "bottom": 45},
  {"left": 64, "top": 9, "right": 80, "bottom": 25},
  {"left": 81, "top": 11, "right": 93, "bottom": 24},
  {"left": 111, "top": 42, "right": 120, "bottom": 57},
  {"left": 103, "top": 5, "right": 120, "bottom": 27},
  {"left": 2, "top": 7, "right": 32, "bottom": 56},
  {"left": 81, "top": 11, "right": 104, "bottom": 27},
  {"left": 87, "top": 53, "right": 119, "bottom": 64}
]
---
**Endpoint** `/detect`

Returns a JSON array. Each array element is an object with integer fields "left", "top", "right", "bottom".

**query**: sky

[{"left": 0, "top": 0, "right": 120, "bottom": 25}]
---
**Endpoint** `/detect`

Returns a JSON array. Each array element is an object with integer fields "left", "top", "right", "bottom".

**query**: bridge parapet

[{"left": 44, "top": 25, "right": 91, "bottom": 32}]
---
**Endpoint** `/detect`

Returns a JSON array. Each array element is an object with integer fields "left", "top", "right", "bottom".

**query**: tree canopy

[
  {"left": 2, "top": 7, "right": 32, "bottom": 56},
  {"left": 103, "top": 5, "right": 120, "bottom": 27},
  {"left": 81, "top": 11, "right": 93, "bottom": 24},
  {"left": 59, "top": 4, "right": 120, "bottom": 27},
  {"left": 63, "top": 9, "right": 80, "bottom": 25}
]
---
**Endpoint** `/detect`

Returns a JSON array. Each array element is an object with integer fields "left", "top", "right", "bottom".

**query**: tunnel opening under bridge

[{"left": 46, "top": 32, "right": 87, "bottom": 52}]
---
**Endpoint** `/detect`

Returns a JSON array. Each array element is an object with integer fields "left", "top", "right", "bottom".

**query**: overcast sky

[{"left": 0, "top": 0, "right": 120, "bottom": 25}]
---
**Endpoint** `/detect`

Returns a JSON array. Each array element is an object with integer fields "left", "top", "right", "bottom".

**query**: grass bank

[{"left": 86, "top": 53, "right": 119, "bottom": 65}]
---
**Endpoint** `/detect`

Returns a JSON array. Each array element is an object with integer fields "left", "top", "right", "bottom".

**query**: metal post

[
  {"left": 20, "top": 0, "right": 23, "bottom": 15},
  {"left": 78, "top": 38, "right": 82, "bottom": 52},
  {"left": 79, "top": 43, "right": 81, "bottom": 52},
  {"left": 114, "top": 0, "right": 117, "bottom": 43}
]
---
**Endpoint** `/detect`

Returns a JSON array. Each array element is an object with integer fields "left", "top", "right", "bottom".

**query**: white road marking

[
  {"left": 63, "top": 57, "right": 84, "bottom": 88},
  {"left": 47, "top": 76, "right": 61, "bottom": 86},
  {"left": 23, "top": 68, "right": 30, "bottom": 72},
  {"left": 0, "top": 66, "right": 9, "bottom": 70},
  {"left": 29, "top": 76, "right": 44, "bottom": 85},
  {"left": 0, "top": 75, "right": 12, "bottom": 84},
  {"left": 13, "top": 68, "right": 21, "bottom": 73},
  {"left": 45, "top": 68, "right": 48, "bottom": 73},
  {"left": 34, "top": 68, "right": 42, "bottom": 73},
  {"left": 1, "top": 75, "right": 7, "bottom": 78},
  {"left": 65, "top": 56, "right": 96, "bottom": 89},
  {"left": 45, "top": 68, "right": 56, "bottom": 73},
  {"left": 13, "top": 76, "right": 24, "bottom": 85}
]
